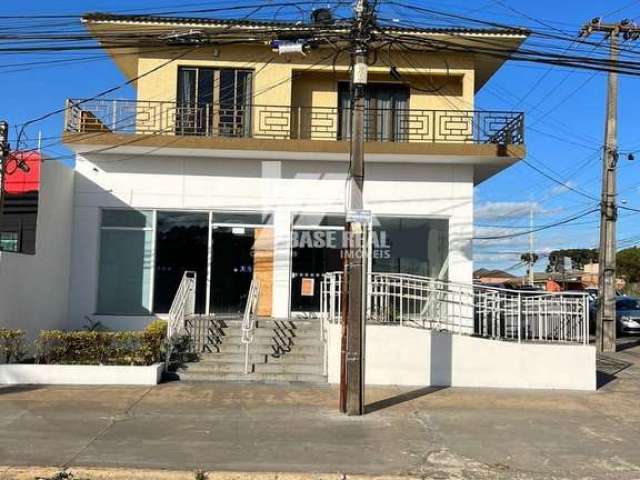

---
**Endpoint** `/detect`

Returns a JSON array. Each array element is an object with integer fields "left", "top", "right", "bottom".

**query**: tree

[
  {"left": 546, "top": 249, "right": 598, "bottom": 272},
  {"left": 617, "top": 247, "right": 640, "bottom": 283}
]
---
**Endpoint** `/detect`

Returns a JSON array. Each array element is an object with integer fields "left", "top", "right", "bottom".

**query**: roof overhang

[{"left": 82, "top": 13, "right": 529, "bottom": 91}]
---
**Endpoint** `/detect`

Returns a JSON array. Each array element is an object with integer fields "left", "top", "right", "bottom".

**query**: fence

[
  {"left": 321, "top": 271, "right": 589, "bottom": 344},
  {"left": 65, "top": 98, "right": 525, "bottom": 145}
]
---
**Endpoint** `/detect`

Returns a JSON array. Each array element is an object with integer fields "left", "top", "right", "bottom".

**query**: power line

[{"left": 473, "top": 208, "right": 600, "bottom": 240}]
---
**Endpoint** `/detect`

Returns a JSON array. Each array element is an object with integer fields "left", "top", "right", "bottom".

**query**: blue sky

[{"left": 1, "top": 0, "right": 639, "bottom": 275}]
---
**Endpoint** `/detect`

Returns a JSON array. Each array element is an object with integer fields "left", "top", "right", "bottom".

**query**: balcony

[
  {"left": 64, "top": 100, "right": 525, "bottom": 164},
  {"left": 63, "top": 99, "right": 525, "bottom": 155}
]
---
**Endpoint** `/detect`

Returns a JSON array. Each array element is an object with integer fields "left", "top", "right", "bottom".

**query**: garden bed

[
  {"left": 0, "top": 362, "right": 163, "bottom": 385},
  {"left": 0, "top": 320, "right": 168, "bottom": 385}
]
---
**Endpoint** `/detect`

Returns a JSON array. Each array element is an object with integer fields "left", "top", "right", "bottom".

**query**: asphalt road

[{"left": 0, "top": 341, "right": 639, "bottom": 479}]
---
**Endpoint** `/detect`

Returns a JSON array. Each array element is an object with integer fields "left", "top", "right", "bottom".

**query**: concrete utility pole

[
  {"left": 339, "top": 0, "right": 371, "bottom": 416},
  {"left": 0, "top": 121, "right": 9, "bottom": 230},
  {"left": 528, "top": 206, "right": 534, "bottom": 286},
  {"left": 580, "top": 18, "right": 640, "bottom": 352}
]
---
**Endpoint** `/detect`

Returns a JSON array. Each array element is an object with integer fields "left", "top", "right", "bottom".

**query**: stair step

[
  {"left": 191, "top": 318, "right": 318, "bottom": 328},
  {"left": 181, "top": 361, "right": 323, "bottom": 375},
  {"left": 217, "top": 343, "right": 325, "bottom": 355},
  {"left": 179, "top": 370, "right": 328, "bottom": 383},
  {"left": 193, "top": 330, "right": 320, "bottom": 340},
  {"left": 219, "top": 337, "right": 323, "bottom": 347},
  {"left": 198, "top": 352, "right": 325, "bottom": 364},
  {"left": 253, "top": 363, "right": 324, "bottom": 374}
]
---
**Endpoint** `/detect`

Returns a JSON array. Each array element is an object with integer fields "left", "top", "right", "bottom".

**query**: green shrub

[
  {"left": 145, "top": 319, "right": 168, "bottom": 337},
  {"left": 0, "top": 328, "right": 26, "bottom": 363},
  {"left": 36, "top": 328, "right": 165, "bottom": 366}
]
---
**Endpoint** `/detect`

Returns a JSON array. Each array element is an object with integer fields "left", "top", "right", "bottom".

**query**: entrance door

[
  {"left": 290, "top": 228, "right": 343, "bottom": 312},
  {"left": 209, "top": 226, "right": 255, "bottom": 314}
]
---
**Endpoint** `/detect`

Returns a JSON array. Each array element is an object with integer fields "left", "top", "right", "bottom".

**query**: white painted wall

[
  {"left": 326, "top": 324, "right": 596, "bottom": 391},
  {"left": 0, "top": 160, "right": 74, "bottom": 340},
  {"left": 0, "top": 363, "right": 163, "bottom": 385},
  {"left": 68, "top": 151, "right": 474, "bottom": 328}
]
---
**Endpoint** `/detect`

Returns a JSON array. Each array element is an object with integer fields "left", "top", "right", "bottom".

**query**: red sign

[{"left": 4, "top": 151, "right": 41, "bottom": 194}]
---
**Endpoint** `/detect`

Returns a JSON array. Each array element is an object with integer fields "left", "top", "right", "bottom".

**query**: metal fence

[
  {"left": 65, "top": 98, "right": 525, "bottom": 145},
  {"left": 321, "top": 272, "right": 589, "bottom": 344}
]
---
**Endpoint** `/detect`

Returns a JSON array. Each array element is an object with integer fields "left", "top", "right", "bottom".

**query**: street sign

[{"left": 346, "top": 209, "right": 372, "bottom": 225}]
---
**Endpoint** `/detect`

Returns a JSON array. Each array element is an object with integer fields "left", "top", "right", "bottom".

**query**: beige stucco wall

[{"left": 132, "top": 45, "right": 476, "bottom": 140}]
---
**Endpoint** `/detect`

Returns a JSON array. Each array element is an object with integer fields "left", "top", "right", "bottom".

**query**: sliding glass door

[
  {"left": 176, "top": 67, "right": 252, "bottom": 137},
  {"left": 338, "top": 82, "right": 409, "bottom": 141}
]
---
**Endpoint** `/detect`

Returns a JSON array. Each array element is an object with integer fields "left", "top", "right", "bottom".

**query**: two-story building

[
  {"left": 0, "top": 12, "right": 598, "bottom": 390},
  {"left": 62, "top": 13, "right": 527, "bottom": 331}
]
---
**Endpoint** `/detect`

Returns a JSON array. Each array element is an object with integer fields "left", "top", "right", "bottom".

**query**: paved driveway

[{"left": 0, "top": 342, "right": 639, "bottom": 479}]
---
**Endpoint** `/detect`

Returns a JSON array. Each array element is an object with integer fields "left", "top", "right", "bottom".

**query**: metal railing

[
  {"left": 241, "top": 279, "right": 261, "bottom": 374},
  {"left": 166, "top": 271, "right": 197, "bottom": 370},
  {"left": 321, "top": 271, "right": 589, "bottom": 344},
  {"left": 65, "top": 98, "right": 525, "bottom": 145}
]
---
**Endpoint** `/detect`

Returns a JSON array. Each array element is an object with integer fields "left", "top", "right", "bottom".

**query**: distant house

[{"left": 473, "top": 268, "right": 516, "bottom": 285}]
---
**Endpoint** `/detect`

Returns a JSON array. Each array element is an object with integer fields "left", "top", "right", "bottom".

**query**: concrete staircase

[{"left": 178, "top": 317, "right": 327, "bottom": 383}]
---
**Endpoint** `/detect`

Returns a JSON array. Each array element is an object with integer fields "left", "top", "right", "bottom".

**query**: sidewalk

[{"left": 0, "top": 342, "right": 639, "bottom": 480}]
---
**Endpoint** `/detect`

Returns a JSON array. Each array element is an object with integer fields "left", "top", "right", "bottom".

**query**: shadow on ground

[
  {"left": 0, "top": 385, "right": 45, "bottom": 395},
  {"left": 597, "top": 354, "right": 632, "bottom": 389},
  {"left": 366, "top": 386, "right": 446, "bottom": 413}
]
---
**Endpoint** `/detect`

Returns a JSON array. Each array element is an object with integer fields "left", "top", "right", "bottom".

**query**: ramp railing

[
  {"left": 166, "top": 271, "right": 197, "bottom": 370},
  {"left": 321, "top": 271, "right": 589, "bottom": 344},
  {"left": 241, "top": 279, "right": 261, "bottom": 374}
]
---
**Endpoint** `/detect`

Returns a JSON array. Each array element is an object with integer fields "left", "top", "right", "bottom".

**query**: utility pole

[
  {"left": 0, "top": 121, "right": 10, "bottom": 231},
  {"left": 580, "top": 19, "right": 640, "bottom": 352},
  {"left": 528, "top": 206, "right": 534, "bottom": 286},
  {"left": 340, "top": 0, "right": 371, "bottom": 416}
]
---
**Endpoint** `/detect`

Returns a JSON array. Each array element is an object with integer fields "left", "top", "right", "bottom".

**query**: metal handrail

[
  {"left": 321, "top": 271, "right": 589, "bottom": 345},
  {"left": 241, "top": 279, "right": 261, "bottom": 374},
  {"left": 165, "top": 270, "right": 197, "bottom": 370},
  {"left": 64, "top": 98, "right": 525, "bottom": 145}
]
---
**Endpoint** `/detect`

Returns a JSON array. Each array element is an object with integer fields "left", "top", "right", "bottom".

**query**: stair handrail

[
  {"left": 241, "top": 278, "right": 261, "bottom": 374},
  {"left": 165, "top": 270, "right": 197, "bottom": 370}
]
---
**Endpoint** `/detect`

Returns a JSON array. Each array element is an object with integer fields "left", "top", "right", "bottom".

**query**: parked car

[
  {"left": 589, "top": 296, "right": 640, "bottom": 335},
  {"left": 615, "top": 297, "right": 640, "bottom": 334}
]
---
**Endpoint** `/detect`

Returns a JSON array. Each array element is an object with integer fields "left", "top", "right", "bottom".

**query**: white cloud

[
  {"left": 474, "top": 201, "right": 544, "bottom": 221},
  {"left": 549, "top": 180, "right": 578, "bottom": 195}
]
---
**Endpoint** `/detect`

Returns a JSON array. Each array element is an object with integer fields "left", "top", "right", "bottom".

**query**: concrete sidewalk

[{"left": 0, "top": 342, "right": 639, "bottom": 480}]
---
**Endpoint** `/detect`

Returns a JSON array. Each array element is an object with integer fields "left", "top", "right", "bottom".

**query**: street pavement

[{"left": 0, "top": 341, "right": 639, "bottom": 479}]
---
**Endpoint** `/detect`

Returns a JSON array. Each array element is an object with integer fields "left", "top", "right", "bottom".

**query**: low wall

[
  {"left": 326, "top": 324, "right": 596, "bottom": 391},
  {"left": 0, "top": 363, "right": 163, "bottom": 386}
]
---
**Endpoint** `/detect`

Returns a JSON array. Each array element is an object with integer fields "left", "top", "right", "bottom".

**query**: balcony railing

[{"left": 64, "top": 99, "right": 525, "bottom": 145}]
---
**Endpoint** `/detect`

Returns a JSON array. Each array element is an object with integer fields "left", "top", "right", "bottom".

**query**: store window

[
  {"left": 96, "top": 209, "right": 153, "bottom": 315},
  {"left": 154, "top": 211, "right": 208, "bottom": 314},
  {"left": 372, "top": 217, "right": 449, "bottom": 278},
  {"left": 290, "top": 213, "right": 345, "bottom": 312}
]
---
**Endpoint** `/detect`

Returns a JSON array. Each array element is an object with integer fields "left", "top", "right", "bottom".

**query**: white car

[{"left": 616, "top": 297, "right": 640, "bottom": 334}]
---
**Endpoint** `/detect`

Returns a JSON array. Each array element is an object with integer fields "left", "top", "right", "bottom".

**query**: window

[
  {"left": 177, "top": 67, "right": 252, "bottom": 137},
  {"left": 617, "top": 298, "right": 640, "bottom": 310},
  {"left": 0, "top": 232, "right": 18, "bottom": 252},
  {"left": 97, "top": 209, "right": 153, "bottom": 315},
  {"left": 290, "top": 212, "right": 345, "bottom": 312},
  {"left": 372, "top": 217, "right": 449, "bottom": 278},
  {"left": 339, "top": 83, "right": 409, "bottom": 142}
]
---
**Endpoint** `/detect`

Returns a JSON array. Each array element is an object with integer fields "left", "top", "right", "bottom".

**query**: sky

[{"left": 1, "top": 0, "right": 640, "bottom": 275}]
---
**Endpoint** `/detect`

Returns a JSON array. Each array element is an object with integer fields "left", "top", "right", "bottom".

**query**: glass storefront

[
  {"left": 97, "top": 209, "right": 153, "bottom": 315},
  {"left": 290, "top": 228, "right": 344, "bottom": 312},
  {"left": 372, "top": 216, "right": 449, "bottom": 278},
  {"left": 153, "top": 211, "right": 208, "bottom": 314},
  {"left": 95, "top": 209, "right": 449, "bottom": 316}
]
